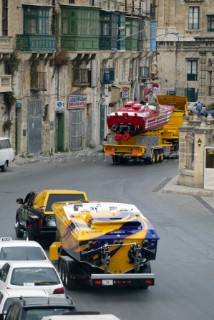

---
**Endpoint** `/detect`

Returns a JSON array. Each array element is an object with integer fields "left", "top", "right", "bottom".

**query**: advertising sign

[
  {"left": 121, "top": 86, "right": 130, "bottom": 99},
  {"left": 68, "top": 95, "right": 87, "bottom": 109}
]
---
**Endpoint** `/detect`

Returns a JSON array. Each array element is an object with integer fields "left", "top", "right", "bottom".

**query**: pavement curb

[{"left": 162, "top": 175, "right": 214, "bottom": 197}]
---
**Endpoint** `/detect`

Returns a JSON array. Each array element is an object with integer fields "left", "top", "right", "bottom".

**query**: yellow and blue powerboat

[{"left": 52, "top": 201, "right": 159, "bottom": 276}]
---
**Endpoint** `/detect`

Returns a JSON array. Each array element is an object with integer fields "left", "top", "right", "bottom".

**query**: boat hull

[
  {"left": 54, "top": 202, "right": 159, "bottom": 274},
  {"left": 107, "top": 101, "right": 174, "bottom": 139}
]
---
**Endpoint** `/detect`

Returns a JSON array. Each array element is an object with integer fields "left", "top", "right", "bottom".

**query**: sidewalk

[
  {"left": 163, "top": 175, "right": 214, "bottom": 197},
  {"left": 11, "top": 147, "right": 104, "bottom": 167}
]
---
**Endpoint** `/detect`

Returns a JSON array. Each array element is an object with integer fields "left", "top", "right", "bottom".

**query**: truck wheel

[
  {"left": 159, "top": 154, "right": 164, "bottom": 162},
  {"left": 136, "top": 262, "right": 151, "bottom": 289},
  {"left": 15, "top": 219, "right": 24, "bottom": 239},
  {"left": 150, "top": 155, "right": 155, "bottom": 164},
  {"left": 112, "top": 155, "right": 120, "bottom": 164}
]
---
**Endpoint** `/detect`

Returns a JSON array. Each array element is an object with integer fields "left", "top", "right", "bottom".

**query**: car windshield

[
  {"left": 24, "top": 308, "right": 73, "bottom": 320},
  {"left": 0, "top": 247, "right": 47, "bottom": 261},
  {"left": 46, "top": 194, "right": 86, "bottom": 211},
  {"left": 11, "top": 267, "right": 60, "bottom": 285}
]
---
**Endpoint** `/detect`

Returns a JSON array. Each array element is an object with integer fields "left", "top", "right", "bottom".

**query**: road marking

[
  {"left": 153, "top": 177, "right": 172, "bottom": 192},
  {"left": 194, "top": 196, "right": 214, "bottom": 215}
]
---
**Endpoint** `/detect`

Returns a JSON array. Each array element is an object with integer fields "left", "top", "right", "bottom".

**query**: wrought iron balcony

[
  {"left": 0, "top": 75, "right": 12, "bottom": 93},
  {"left": 16, "top": 35, "right": 56, "bottom": 52}
]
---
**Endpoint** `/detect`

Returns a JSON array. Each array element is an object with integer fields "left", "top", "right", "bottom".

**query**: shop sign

[
  {"left": 68, "top": 95, "right": 87, "bottom": 109},
  {"left": 121, "top": 86, "right": 129, "bottom": 99}
]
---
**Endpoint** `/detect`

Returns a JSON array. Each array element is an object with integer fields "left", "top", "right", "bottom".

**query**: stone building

[
  {"left": 156, "top": 0, "right": 214, "bottom": 105},
  {"left": 155, "top": 0, "right": 214, "bottom": 190},
  {"left": 178, "top": 114, "right": 214, "bottom": 190},
  {"left": 0, "top": 0, "right": 157, "bottom": 156}
]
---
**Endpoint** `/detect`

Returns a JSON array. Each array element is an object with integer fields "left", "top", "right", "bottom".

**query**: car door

[{"left": 18, "top": 193, "right": 36, "bottom": 229}]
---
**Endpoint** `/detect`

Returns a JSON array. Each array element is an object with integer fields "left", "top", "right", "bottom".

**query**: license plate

[
  {"left": 102, "top": 279, "right": 113, "bottom": 286},
  {"left": 0, "top": 237, "right": 12, "bottom": 241}
]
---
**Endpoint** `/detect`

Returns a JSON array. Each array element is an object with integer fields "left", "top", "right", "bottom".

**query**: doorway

[
  {"left": 55, "top": 112, "right": 64, "bottom": 152},
  {"left": 100, "top": 104, "right": 106, "bottom": 145},
  {"left": 204, "top": 146, "right": 214, "bottom": 190}
]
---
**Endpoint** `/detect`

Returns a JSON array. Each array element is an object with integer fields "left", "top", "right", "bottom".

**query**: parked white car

[
  {"left": 0, "top": 261, "right": 65, "bottom": 295},
  {"left": 0, "top": 288, "right": 50, "bottom": 314},
  {"left": 0, "top": 238, "right": 49, "bottom": 268},
  {"left": 0, "top": 137, "right": 14, "bottom": 172}
]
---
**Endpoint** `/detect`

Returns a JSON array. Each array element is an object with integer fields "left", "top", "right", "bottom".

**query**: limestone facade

[
  {"left": 178, "top": 115, "right": 214, "bottom": 189},
  {"left": 0, "top": 0, "right": 156, "bottom": 156},
  {"left": 156, "top": 0, "right": 214, "bottom": 105}
]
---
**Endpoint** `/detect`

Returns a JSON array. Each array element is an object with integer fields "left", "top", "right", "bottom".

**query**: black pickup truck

[{"left": 15, "top": 189, "right": 88, "bottom": 241}]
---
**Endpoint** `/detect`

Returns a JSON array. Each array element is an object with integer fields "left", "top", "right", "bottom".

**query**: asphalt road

[{"left": 0, "top": 155, "right": 214, "bottom": 320}]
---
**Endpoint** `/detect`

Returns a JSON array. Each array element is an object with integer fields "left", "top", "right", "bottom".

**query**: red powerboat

[{"left": 107, "top": 101, "right": 174, "bottom": 141}]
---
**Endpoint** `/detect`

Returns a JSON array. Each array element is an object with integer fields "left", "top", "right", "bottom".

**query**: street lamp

[{"left": 197, "top": 138, "right": 202, "bottom": 147}]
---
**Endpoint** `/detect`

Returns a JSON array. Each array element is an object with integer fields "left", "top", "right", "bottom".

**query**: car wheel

[
  {"left": 15, "top": 220, "right": 24, "bottom": 239},
  {"left": 1, "top": 162, "right": 8, "bottom": 172}
]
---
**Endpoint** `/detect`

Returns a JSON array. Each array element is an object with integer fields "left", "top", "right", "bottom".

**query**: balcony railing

[
  {"left": 16, "top": 35, "right": 56, "bottom": 52},
  {"left": 0, "top": 75, "right": 12, "bottom": 93},
  {"left": 0, "top": 36, "right": 13, "bottom": 53},
  {"left": 187, "top": 74, "right": 197, "bottom": 81}
]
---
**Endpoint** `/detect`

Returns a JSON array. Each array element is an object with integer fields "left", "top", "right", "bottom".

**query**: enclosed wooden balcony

[{"left": 16, "top": 35, "right": 56, "bottom": 52}]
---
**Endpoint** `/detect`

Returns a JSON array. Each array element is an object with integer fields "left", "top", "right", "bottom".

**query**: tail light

[
  {"left": 39, "top": 219, "right": 43, "bottom": 227},
  {"left": 53, "top": 287, "right": 64, "bottom": 294}
]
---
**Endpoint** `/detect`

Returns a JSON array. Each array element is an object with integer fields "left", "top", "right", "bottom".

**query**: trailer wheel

[
  {"left": 136, "top": 262, "right": 151, "bottom": 289},
  {"left": 59, "top": 259, "right": 66, "bottom": 285},
  {"left": 66, "top": 261, "right": 80, "bottom": 290},
  {"left": 59, "top": 259, "right": 80, "bottom": 290}
]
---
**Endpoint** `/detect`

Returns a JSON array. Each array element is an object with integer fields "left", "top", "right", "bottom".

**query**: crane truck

[{"left": 104, "top": 95, "right": 187, "bottom": 163}]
